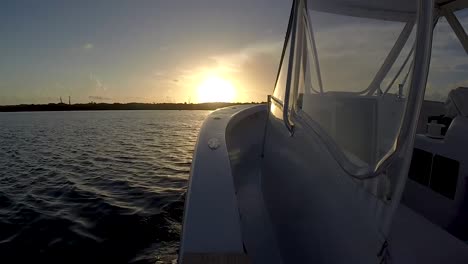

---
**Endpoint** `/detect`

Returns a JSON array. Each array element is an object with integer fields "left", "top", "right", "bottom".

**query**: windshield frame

[{"left": 271, "top": 0, "right": 436, "bottom": 179}]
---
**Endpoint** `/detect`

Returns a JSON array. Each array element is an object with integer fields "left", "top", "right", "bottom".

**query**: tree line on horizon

[{"left": 0, "top": 102, "right": 266, "bottom": 112}]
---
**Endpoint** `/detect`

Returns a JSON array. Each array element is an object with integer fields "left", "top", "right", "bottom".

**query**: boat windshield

[
  {"left": 272, "top": 0, "right": 429, "bottom": 176},
  {"left": 426, "top": 10, "right": 468, "bottom": 102},
  {"left": 304, "top": 12, "right": 415, "bottom": 94},
  {"left": 299, "top": 7, "right": 418, "bottom": 168}
]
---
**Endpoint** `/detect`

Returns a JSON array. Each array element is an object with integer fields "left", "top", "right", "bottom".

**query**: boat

[{"left": 179, "top": 0, "right": 468, "bottom": 263}]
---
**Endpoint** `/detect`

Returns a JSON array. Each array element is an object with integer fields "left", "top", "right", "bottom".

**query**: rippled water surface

[{"left": 0, "top": 110, "right": 209, "bottom": 264}]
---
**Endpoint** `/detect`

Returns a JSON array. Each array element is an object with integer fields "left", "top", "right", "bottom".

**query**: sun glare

[{"left": 197, "top": 76, "right": 236, "bottom": 103}]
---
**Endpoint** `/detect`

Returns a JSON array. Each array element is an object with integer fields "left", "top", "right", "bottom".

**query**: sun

[{"left": 197, "top": 76, "right": 236, "bottom": 103}]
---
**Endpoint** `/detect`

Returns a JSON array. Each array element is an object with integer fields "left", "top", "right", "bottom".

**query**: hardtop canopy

[{"left": 306, "top": 0, "right": 468, "bottom": 21}]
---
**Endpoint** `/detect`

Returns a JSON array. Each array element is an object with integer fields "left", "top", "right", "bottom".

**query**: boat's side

[
  {"left": 180, "top": 102, "right": 468, "bottom": 264},
  {"left": 403, "top": 115, "right": 468, "bottom": 232},
  {"left": 178, "top": 104, "right": 267, "bottom": 263},
  {"left": 260, "top": 107, "right": 388, "bottom": 264},
  {"left": 225, "top": 105, "right": 283, "bottom": 264},
  {"left": 390, "top": 204, "right": 468, "bottom": 263}
]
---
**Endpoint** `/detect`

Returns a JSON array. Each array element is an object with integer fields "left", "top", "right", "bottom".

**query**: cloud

[
  {"left": 426, "top": 78, "right": 468, "bottom": 102},
  {"left": 83, "top": 43, "right": 94, "bottom": 50},
  {"left": 185, "top": 41, "right": 283, "bottom": 101},
  {"left": 293, "top": 14, "right": 467, "bottom": 96},
  {"left": 424, "top": 14, "right": 468, "bottom": 101},
  {"left": 159, "top": 45, "right": 169, "bottom": 52},
  {"left": 162, "top": 41, "right": 281, "bottom": 80},
  {"left": 151, "top": 70, "right": 173, "bottom": 81},
  {"left": 145, "top": 10, "right": 467, "bottom": 103},
  {"left": 89, "top": 73, "right": 107, "bottom": 91},
  {"left": 455, "top": 63, "right": 468, "bottom": 71},
  {"left": 453, "top": 79, "right": 468, "bottom": 88},
  {"left": 210, "top": 41, "right": 283, "bottom": 74}
]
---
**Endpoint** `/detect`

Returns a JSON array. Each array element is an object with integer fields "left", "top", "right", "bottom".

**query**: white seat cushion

[{"left": 445, "top": 87, "right": 468, "bottom": 118}]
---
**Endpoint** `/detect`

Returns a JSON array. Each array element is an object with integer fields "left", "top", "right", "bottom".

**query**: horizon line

[{"left": 0, "top": 101, "right": 266, "bottom": 107}]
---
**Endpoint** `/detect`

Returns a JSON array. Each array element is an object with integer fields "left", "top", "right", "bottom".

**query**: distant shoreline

[{"left": 0, "top": 102, "right": 264, "bottom": 112}]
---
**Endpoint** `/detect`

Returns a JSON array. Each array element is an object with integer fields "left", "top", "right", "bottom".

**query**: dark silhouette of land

[{"left": 0, "top": 102, "right": 264, "bottom": 112}]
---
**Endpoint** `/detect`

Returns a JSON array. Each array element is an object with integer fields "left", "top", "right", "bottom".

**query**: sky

[
  {"left": 0, "top": 1, "right": 466, "bottom": 105},
  {"left": 0, "top": 0, "right": 291, "bottom": 105},
  {"left": 306, "top": 9, "right": 468, "bottom": 101}
]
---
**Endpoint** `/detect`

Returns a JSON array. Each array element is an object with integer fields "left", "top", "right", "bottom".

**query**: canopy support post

[
  {"left": 443, "top": 9, "right": 468, "bottom": 54},
  {"left": 366, "top": 21, "right": 415, "bottom": 96}
]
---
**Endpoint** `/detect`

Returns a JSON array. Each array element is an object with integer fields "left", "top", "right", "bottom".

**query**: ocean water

[{"left": 0, "top": 110, "right": 209, "bottom": 264}]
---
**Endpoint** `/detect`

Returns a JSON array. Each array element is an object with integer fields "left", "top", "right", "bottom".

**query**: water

[{"left": 0, "top": 110, "right": 209, "bottom": 264}]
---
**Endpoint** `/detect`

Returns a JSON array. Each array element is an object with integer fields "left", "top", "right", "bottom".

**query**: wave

[{"left": 0, "top": 110, "right": 209, "bottom": 263}]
